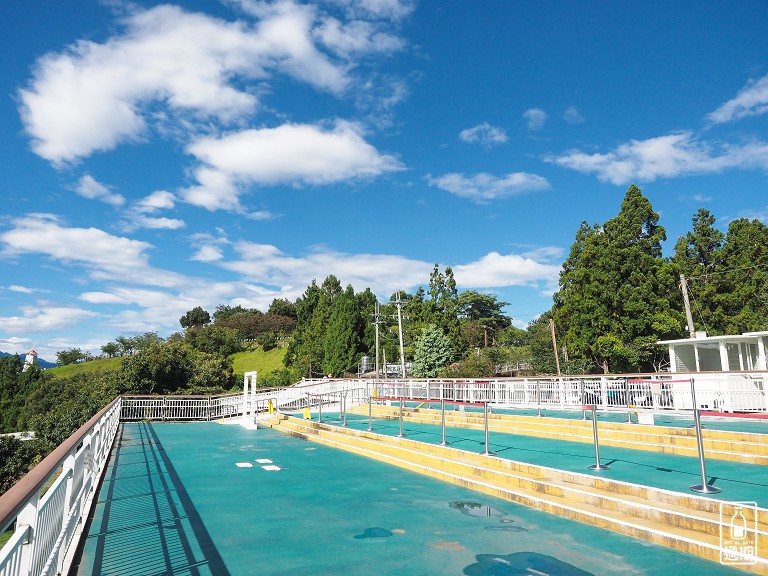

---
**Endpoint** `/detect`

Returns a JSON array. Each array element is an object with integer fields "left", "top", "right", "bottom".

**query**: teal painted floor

[
  {"left": 315, "top": 409, "right": 768, "bottom": 506},
  {"left": 73, "top": 421, "right": 756, "bottom": 575}
]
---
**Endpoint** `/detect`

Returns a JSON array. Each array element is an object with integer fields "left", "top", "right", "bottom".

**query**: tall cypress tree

[
  {"left": 553, "top": 185, "right": 682, "bottom": 373},
  {"left": 322, "top": 285, "right": 361, "bottom": 376}
]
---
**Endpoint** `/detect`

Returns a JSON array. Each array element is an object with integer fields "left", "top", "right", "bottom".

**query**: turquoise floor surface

[
  {"left": 73, "top": 421, "right": 757, "bottom": 575},
  {"left": 317, "top": 411, "right": 768, "bottom": 506}
]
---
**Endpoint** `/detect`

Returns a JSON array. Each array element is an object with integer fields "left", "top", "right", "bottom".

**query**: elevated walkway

[
  {"left": 263, "top": 413, "right": 768, "bottom": 573},
  {"left": 350, "top": 404, "right": 768, "bottom": 465}
]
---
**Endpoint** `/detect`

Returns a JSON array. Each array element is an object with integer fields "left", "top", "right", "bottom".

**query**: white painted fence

[{"left": 0, "top": 398, "right": 122, "bottom": 576}]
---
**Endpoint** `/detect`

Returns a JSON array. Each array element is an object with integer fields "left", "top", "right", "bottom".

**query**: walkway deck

[{"left": 73, "top": 420, "right": 758, "bottom": 575}]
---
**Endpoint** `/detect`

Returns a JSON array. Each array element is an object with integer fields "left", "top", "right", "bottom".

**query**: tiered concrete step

[
  {"left": 263, "top": 414, "right": 768, "bottom": 573},
  {"left": 350, "top": 404, "right": 768, "bottom": 465}
]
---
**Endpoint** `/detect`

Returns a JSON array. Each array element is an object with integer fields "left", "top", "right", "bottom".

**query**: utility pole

[
  {"left": 549, "top": 318, "right": 561, "bottom": 376},
  {"left": 680, "top": 274, "right": 696, "bottom": 339},
  {"left": 370, "top": 302, "right": 383, "bottom": 376},
  {"left": 395, "top": 291, "right": 407, "bottom": 378}
]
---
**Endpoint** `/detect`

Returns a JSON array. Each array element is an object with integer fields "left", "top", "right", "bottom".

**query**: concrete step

[
  {"left": 352, "top": 404, "right": 768, "bottom": 465},
  {"left": 264, "top": 414, "right": 768, "bottom": 573}
]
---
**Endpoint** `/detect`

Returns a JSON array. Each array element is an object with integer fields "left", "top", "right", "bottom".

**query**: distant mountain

[{"left": 0, "top": 351, "right": 57, "bottom": 369}]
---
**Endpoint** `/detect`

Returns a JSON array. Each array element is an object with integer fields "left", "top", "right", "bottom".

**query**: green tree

[
  {"left": 411, "top": 324, "right": 453, "bottom": 377},
  {"left": 322, "top": 286, "right": 361, "bottom": 376},
  {"left": 0, "top": 437, "right": 37, "bottom": 493},
  {"left": 712, "top": 218, "right": 768, "bottom": 334},
  {"left": 553, "top": 185, "right": 682, "bottom": 373},
  {"left": 213, "top": 305, "right": 254, "bottom": 323},
  {"left": 101, "top": 342, "right": 119, "bottom": 357},
  {"left": 56, "top": 347, "right": 86, "bottom": 366},
  {"left": 671, "top": 208, "right": 724, "bottom": 335},
  {"left": 180, "top": 306, "right": 211, "bottom": 329},
  {"left": 184, "top": 325, "right": 242, "bottom": 357},
  {"left": 267, "top": 298, "right": 297, "bottom": 319}
]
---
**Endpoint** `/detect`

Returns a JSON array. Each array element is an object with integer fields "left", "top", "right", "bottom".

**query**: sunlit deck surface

[{"left": 71, "top": 418, "right": 764, "bottom": 575}]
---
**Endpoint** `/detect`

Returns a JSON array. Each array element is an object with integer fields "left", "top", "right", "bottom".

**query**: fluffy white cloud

[
  {"left": 523, "top": 108, "right": 547, "bottom": 130},
  {"left": 19, "top": 3, "right": 349, "bottom": 165},
  {"left": 73, "top": 174, "right": 125, "bottom": 207},
  {"left": 427, "top": 172, "right": 550, "bottom": 203},
  {"left": 222, "top": 242, "right": 431, "bottom": 295},
  {"left": 0, "top": 214, "right": 184, "bottom": 288},
  {"left": 563, "top": 106, "right": 585, "bottom": 124},
  {"left": 0, "top": 305, "right": 98, "bottom": 333},
  {"left": 315, "top": 17, "right": 404, "bottom": 56},
  {"left": 453, "top": 251, "right": 561, "bottom": 289},
  {"left": 121, "top": 190, "right": 185, "bottom": 231},
  {"left": 0, "top": 337, "right": 32, "bottom": 353},
  {"left": 550, "top": 132, "right": 768, "bottom": 184},
  {"left": 458, "top": 122, "right": 508, "bottom": 147},
  {"left": 181, "top": 121, "right": 403, "bottom": 210},
  {"left": 707, "top": 74, "right": 768, "bottom": 124}
]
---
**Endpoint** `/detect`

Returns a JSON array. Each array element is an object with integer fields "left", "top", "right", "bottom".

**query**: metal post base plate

[
  {"left": 588, "top": 464, "right": 610, "bottom": 470},
  {"left": 690, "top": 484, "right": 721, "bottom": 494}
]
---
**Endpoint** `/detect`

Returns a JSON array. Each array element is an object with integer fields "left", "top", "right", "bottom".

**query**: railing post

[
  {"left": 600, "top": 376, "right": 609, "bottom": 408},
  {"left": 587, "top": 406, "right": 610, "bottom": 471},
  {"left": 479, "top": 402, "right": 495, "bottom": 456},
  {"left": 16, "top": 492, "right": 39, "bottom": 574},
  {"left": 439, "top": 399, "right": 449, "bottom": 445},
  {"left": 689, "top": 378, "right": 721, "bottom": 494},
  {"left": 396, "top": 397, "right": 405, "bottom": 438}
]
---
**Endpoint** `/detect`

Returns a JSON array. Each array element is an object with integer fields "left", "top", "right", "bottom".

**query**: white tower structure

[{"left": 23, "top": 349, "right": 38, "bottom": 372}]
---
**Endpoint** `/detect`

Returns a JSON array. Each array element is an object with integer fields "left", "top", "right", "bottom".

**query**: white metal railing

[
  {"left": 0, "top": 397, "right": 122, "bottom": 576},
  {"left": 120, "top": 394, "right": 243, "bottom": 421},
  {"left": 294, "top": 371, "right": 767, "bottom": 415}
]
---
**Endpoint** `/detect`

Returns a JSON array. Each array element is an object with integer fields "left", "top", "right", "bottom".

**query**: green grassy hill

[
  {"left": 47, "top": 356, "right": 125, "bottom": 379},
  {"left": 45, "top": 346, "right": 289, "bottom": 387},
  {"left": 231, "top": 346, "right": 287, "bottom": 380}
]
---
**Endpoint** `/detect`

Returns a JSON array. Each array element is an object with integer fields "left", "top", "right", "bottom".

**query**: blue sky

[{"left": 2, "top": 1, "right": 768, "bottom": 361}]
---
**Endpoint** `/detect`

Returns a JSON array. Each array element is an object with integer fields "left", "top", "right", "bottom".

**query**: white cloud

[
  {"left": 73, "top": 174, "right": 126, "bottom": 207},
  {"left": 427, "top": 172, "right": 550, "bottom": 203},
  {"left": 192, "top": 245, "right": 225, "bottom": 262},
  {"left": 550, "top": 131, "right": 768, "bottom": 184},
  {"left": 137, "top": 190, "right": 177, "bottom": 212},
  {"left": 0, "top": 337, "right": 32, "bottom": 353},
  {"left": 523, "top": 108, "right": 547, "bottom": 130},
  {"left": 181, "top": 121, "right": 403, "bottom": 210},
  {"left": 8, "top": 285, "right": 34, "bottom": 294},
  {"left": 19, "top": 3, "right": 350, "bottom": 165},
  {"left": 0, "top": 305, "right": 98, "bottom": 333},
  {"left": 0, "top": 213, "right": 185, "bottom": 288},
  {"left": 121, "top": 190, "right": 185, "bottom": 231},
  {"left": 458, "top": 122, "right": 508, "bottom": 147},
  {"left": 315, "top": 17, "right": 404, "bottom": 57},
  {"left": 453, "top": 252, "right": 561, "bottom": 289},
  {"left": 325, "top": 0, "right": 416, "bottom": 21},
  {"left": 707, "top": 73, "right": 768, "bottom": 124},
  {"left": 563, "top": 106, "right": 585, "bottom": 124}
]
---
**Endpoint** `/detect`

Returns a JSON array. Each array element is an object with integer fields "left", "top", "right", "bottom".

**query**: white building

[
  {"left": 22, "top": 349, "right": 38, "bottom": 372},
  {"left": 658, "top": 331, "right": 768, "bottom": 373}
]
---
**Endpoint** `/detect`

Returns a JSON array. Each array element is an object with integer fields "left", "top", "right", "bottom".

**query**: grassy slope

[
  {"left": 45, "top": 347, "right": 288, "bottom": 383},
  {"left": 231, "top": 346, "right": 287, "bottom": 378},
  {"left": 46, "top": 356, "right": 125, "bottom": 379}
]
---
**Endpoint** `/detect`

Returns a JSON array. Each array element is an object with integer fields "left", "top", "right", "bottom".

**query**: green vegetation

[
  {"left": 47, "top": 356, "right": 125, "bottom": 379},
  {"left": 231, "top": 347, "right": 288, "bottom": 385}
]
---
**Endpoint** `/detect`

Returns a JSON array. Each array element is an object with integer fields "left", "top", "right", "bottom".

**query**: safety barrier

[{"left": 0, "top": 398, "right": 122, "bottom": 576}]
